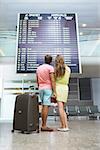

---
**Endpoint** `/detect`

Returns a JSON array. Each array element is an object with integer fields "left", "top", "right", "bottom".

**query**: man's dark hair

[{"left": 45, "top": 55, "right": 52, "bottom": 64}]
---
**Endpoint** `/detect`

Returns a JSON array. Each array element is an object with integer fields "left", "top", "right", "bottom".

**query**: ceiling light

[
  {"left": 82, "top": 24, "right": 87, "bottom": 27},
  {"left": 79, "top": 32, "right": 83, "bottom": 35},
  {"left": 23, "top": 74, "right": 27, "bottom": 76}
]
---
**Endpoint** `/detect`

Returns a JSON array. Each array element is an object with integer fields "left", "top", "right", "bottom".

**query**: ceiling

[{"left": 0, "top": 0, "right": 100, "bottom": 31}]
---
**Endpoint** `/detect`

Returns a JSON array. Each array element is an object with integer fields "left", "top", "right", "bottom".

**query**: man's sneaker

[{"left": 57, "top": 127, "right": 70, "bottom": 132}]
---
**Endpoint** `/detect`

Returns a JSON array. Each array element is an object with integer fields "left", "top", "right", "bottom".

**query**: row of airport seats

[
  {"left": 66, "top": 105, "right": 100, "bottom": 120},
  {"left": 48, "top": 105, "right": 100, "bottom": 120}
]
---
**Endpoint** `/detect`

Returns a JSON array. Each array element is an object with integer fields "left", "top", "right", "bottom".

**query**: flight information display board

[{"left": 16, "top": 13, "right": 81, "bottom": 73}]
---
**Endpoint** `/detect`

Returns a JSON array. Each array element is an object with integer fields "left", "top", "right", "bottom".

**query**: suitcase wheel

[
  {"left": 11, "top": 129, "right": 14, "bottom": 133},
  {"left": 21, "top": 131, "right": 25, "bottom": 134},
  {"left": 37, "top": 129, "right": 39, "bottom": 133}
]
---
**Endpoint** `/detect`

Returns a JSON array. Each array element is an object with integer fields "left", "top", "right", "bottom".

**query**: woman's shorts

[{"left": 56, "top": 83, "right": 69, "bottom": 103}]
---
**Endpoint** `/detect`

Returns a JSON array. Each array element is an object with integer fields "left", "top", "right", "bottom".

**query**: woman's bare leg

[
  {"left": 64, "top": 110, "right": 69, "bottom": 128},
  {"left": 58, "top": 102, "right": 66, "bottom": 128}
]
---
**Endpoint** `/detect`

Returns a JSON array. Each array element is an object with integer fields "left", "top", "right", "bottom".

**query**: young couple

[{"left": 36, "top": 54, "right": 71, "bottom": 132}]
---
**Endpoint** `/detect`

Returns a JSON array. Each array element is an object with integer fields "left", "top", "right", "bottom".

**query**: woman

[{"left": 54, "top": 55, "right": 71, "bottom": 132}]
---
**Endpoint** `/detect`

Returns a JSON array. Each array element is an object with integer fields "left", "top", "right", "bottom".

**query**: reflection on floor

[{"left": 0, "top": 118, "right": 100, "bottom": 150}]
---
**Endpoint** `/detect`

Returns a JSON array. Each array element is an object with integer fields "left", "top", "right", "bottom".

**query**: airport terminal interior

[{"left": 0, "top": 0, "right": 100, "bottom": 150}]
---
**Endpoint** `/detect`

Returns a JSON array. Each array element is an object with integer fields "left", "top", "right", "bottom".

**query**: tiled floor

[{"left": 0, "top": 118, "right": 100, "bottom": 150}]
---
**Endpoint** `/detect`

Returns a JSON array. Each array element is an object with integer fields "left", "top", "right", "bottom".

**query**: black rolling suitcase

[{"left": 12, "top": 93, "right": 39, "bottom": 133}]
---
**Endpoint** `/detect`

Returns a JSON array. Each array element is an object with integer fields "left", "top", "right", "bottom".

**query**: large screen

[{"left": 16, "top": 13, "right": 81, "bottom": 73}]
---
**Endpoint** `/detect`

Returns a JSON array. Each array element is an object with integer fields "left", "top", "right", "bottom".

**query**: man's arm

[
  {"left": 36, "top": 73, "right": 39, "bottom": 88},
  {"left": 50, "top": 72, "right": 56, "bottom": 97}
]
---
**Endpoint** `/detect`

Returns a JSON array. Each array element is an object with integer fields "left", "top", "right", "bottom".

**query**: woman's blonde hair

[{"left": 55, "top": 55, "right": 65, "bottom": 78}]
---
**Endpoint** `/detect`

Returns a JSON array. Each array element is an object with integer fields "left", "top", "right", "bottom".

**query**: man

[{"left": 36, "top": 55, "right": 56, "bottom": 131}]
